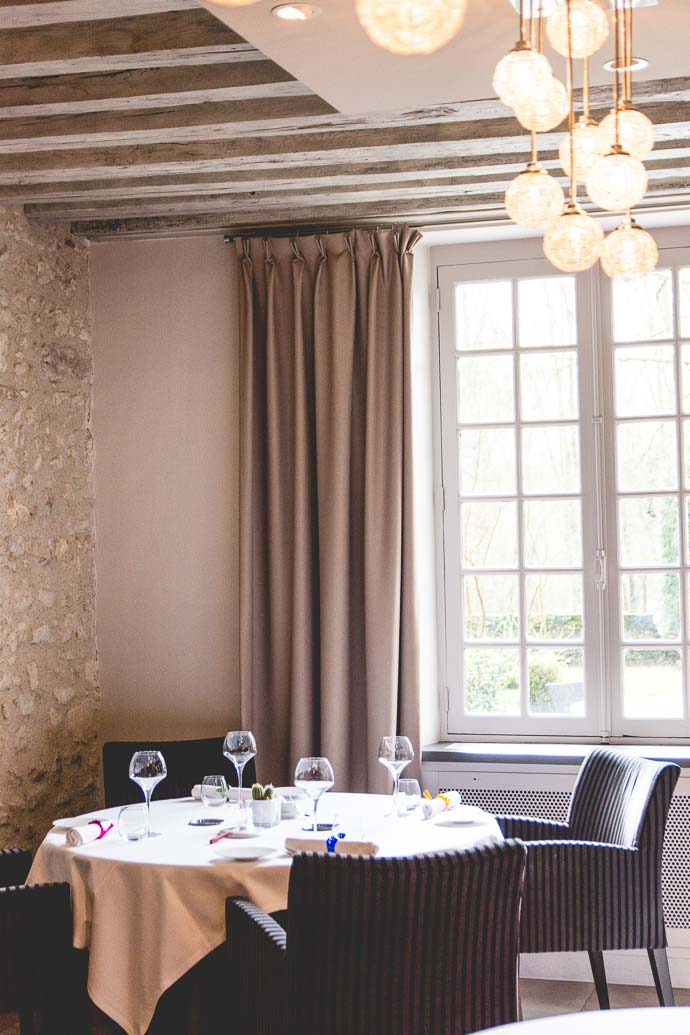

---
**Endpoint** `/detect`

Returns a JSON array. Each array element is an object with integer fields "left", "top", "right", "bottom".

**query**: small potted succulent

[{"left": 250, "top": 783, "right": 281, "bottom": 828}]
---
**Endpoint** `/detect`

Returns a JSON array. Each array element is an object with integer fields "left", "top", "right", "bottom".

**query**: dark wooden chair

[
  {"left": 102, "top": 736, "right": 257, "bottom": 807},
  {"left": 0, "top": 848, "right": 87, "bottom": 1035},
  {"left": 496, "top": 747, "right": 680, "bottom": 1009},
  {"left": 226, "top": 840, "right": 527, "bottom": 1035}
]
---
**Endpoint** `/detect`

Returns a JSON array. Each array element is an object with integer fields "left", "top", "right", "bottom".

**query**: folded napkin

[
  {"left": 421, "top": 790, "right": 462, "bottom": 820},
  {"left": 66, "top": 819, "right": 114, "bottom": 847},
  {"left": 285, "top": 836, "right": 379, "bottom": 857},
  {"left": 191, "top": 784, "right": 251, "bottom": 801}
]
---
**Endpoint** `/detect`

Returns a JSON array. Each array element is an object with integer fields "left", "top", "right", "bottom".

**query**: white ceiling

[{"left": 202, "top": 0, "right": 688, "bottom": 114}]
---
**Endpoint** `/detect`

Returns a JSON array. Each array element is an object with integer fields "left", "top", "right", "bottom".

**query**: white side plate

[{"left": 211, "top": 843, "right": 277, "bottom": 861}]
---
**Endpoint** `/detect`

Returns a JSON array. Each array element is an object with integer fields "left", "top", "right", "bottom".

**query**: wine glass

[
  {"left": 294, "top": 757, "right": 334, "bottom": 834},
  {"left": 201, "top": 775, "right": 228, "bottom": 810},
  {"left": 223, "top": 731, "right": 257, "bottom": 822},
  {"left": 129, "top": 750, "right": 167, "bottom": 837},
  {"left": 397, "top": 778, "right": 422, "bottom": 816},
  {"left": 378, "top": 736, "right": 414, "bottom": 818}
]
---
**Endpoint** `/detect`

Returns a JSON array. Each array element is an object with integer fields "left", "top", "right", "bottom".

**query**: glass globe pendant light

[
  {"left": 493, "top": 0, "right": 553, "bottom": 110},
  {"left": 506, "top": 162, "right": 565, "bottom": 229},
  {"left": 600, "top": 216, "right": 658, "bottom": 280},
  {"left": 355, "top": 0, "right": 468, "bottom": 54},
  {"left": 547, "top": 0, "right": 608, "bottom": 59},
  {"left": 543, "top": 0, "right": 603, "bottom": 273},
  {"left": 514, "top": 76, "right": 569, "bottom": 132},
  {"left": 544, "top": 202, "right": 604, "bottom": 272},
  {"left": 559, "top": 115, "right": 605, "bottom": 181},
  {"left": 598, "top": 106, "right": 654, "bottom": 160},
  {"left": 586, "top": 143, "right": 647, "bottom": 212}
]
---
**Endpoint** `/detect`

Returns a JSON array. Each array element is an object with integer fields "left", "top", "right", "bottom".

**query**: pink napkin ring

[{"left": 89, "top": 819, "right": 114, "bottom": 839}]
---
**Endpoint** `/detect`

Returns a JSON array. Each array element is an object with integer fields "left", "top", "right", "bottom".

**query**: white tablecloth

[{"left": 28, "top": 792, "right": 502, "bottom": 1035}]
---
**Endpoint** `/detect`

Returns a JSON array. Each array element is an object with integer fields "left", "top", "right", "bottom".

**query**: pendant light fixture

[
  {"left": 558, "top": 56, "right": 605, "bottom": 181},
  {"left": 546, "top": 0, "right": 608, "bottom": 58},
  {"left": 355, "top": 0, "right": 468, "bottom": 54},
  {"left": 543, "top": 0, "right": 603, "bottom": 272},
  {"left": 597, "top": 0, "right": 654, "bottom": 159},
  {"left": 586, "top": 1, "right": 647, "bottom": 212},
  {"left": 505, "top": 1, "right": 565, "bottom": 229},
  {"left": 493, "top": 0, "right": 553, "bottom": 109},
  {"left": 600, "top": 216, "right": 659, "bottom": 280}
]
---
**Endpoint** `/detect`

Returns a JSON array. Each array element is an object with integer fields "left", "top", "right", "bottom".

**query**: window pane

[
  {"left": 528, "top": 647, "right": 584, "bottom": 715},
  {"left": 455, "top": 281, "right": 513, "bottom": 351},
  {"left": 614, "top": 345, "right": 676, "bottom": 417},
  {"left": 621, "top": 572, "right": 681, "bottom": 641},
  {"left": 459, "top": 428, "right": 516, "bottom": 496},
  {"left": 518, "top": 277, "right": 576, "bottom": 348},
  {"left": 457, "top": 355, "right": 514, "bottom": 424},
  {"left": 681, "top": 344, "right": 690, "bottom": 413},
  {"left": 680, "top": 269, "right": 690, "bottom": 339},
  {"left": 619, "top": 496, "right": 679, "bottom": 567},
  {"left": 464, "top": 647, "right": 520, "bottom": 715},
  {"left": 612, "top": 270, "right": 674, "bottom": 342},
  {"left": 520, "top": 351, "right": 578, "bottom": 421},
  {"left": 523, "top": 499, "right": 582, "bottom": 568},
  {"left": 683, "top": 421, "right": 690, "bottom": 488},
  {"left": 522, "top": 425, "right": 580, "bottom": 495},
  {"left": 622, "top": 648, "right": 683, "bottom": 719},
  {"left": 463, "top": 574, "right": 519, "bottom": 640},
  {"left": 526, "top": 573, "right": 583, "bottom": 640},
  {"left": 616, "top": 420, "right": 678, "bottom": 492},
  {"left": 462, "top": 501, "right": 518, "bottom": 569}
]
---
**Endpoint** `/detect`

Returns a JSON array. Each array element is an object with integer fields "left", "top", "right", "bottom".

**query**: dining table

[{"left": 28, "top": 791, "right": 502, "bottom": 1035}]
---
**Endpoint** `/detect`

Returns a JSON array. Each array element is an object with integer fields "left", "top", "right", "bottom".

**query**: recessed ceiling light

[
  {"left": 603, "top": 55, "right": 649, "bottom": 72},
  {"left": 271, "top": 3, "right": 321, "bottom": 20}
]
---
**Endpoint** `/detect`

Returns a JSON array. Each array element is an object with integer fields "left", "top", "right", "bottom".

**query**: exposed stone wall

[{"left": 0, "top": 208, "right": 99, "bottom": 850}]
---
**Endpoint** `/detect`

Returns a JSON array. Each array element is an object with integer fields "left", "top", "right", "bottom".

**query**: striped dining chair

[
  {"left": 496, "top": 748, "right": 679, "bottom": 1009},
  {"left": 226, "top": 840, "right": 527, "bottom": 1035},
  {"left": 0, "top": 848, "right": 88, "bottom": 1034}
]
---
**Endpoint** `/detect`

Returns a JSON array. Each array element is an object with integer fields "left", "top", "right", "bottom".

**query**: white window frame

[{"left": 432, "top": 229, "right": 690, "bottom": 744}]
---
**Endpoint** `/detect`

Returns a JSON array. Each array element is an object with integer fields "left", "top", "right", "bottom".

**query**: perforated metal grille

[{"left": 440, "top": 785, "right": 690, "bottom": 930}]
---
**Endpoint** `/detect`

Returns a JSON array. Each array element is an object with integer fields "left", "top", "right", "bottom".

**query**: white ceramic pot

[{"left": 250, "top": 798, "right": 281, "bottom": 828}]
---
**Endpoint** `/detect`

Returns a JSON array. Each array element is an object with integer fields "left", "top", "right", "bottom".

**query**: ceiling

[
  {"left": 204, "top": 0, "right": 688, "bottom": 113},
  {"left": 0, "top": 0, "right": 686, "bottom": 236}
]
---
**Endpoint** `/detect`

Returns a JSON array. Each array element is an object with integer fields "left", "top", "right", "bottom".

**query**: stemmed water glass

[
  {"left": 129, "top": 750, "right": 167, "bottom": 837},
  {"left": 294, "top": 757, "right": 334, "bottom": 834},
  {"left": 378, "top": 736, "right": 414, "bottom": 818},
  {"left": 223, "top": 731, "right": 257, "bottom": 823}
]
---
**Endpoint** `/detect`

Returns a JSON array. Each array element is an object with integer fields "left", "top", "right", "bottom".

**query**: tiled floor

[
  {"left": 2, "top": 981, "right": 690, "bottom": 1033},
  {"left": 522, "top": 978, "right": 690, "bottom": 1018}
]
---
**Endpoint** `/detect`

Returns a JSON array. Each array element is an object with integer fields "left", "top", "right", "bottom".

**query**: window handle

[{"left": 595, "top": 549, "right": 607, "bottom": 591}]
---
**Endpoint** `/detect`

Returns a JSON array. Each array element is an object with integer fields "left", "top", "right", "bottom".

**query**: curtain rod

[{"left": 224, "top": 221, "right": 415, "bottom": 243}]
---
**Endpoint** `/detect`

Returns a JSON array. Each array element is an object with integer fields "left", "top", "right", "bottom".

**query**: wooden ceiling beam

[
  {"left": 0, "top": 61, "right": 297, "bottom": 115},
  {"left": 0, "top": 0, "right": 196, "bottom": 29},
  {"left": 0, "top": 9, "right": 246, "bottom": 81}
]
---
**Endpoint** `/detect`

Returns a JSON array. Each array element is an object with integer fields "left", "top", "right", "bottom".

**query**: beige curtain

[{"left": 237, "top": 228, "right": 421, "bottom": 792}]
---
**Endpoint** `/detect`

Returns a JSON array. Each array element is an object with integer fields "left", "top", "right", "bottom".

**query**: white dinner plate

[
  {"left": 211, "top": 842, "right": 277, "bottom": 861},
  {"left": 434, "top": 806, "right": 488, "bottom": 827}
]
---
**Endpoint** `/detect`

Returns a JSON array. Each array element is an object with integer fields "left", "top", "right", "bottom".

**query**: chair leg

[
  {"left": 588, "top": 951, "right": 610, "bottom": 1010},
  {"left": 648, "top": 948, "right": 675, "bottom": 1007}
]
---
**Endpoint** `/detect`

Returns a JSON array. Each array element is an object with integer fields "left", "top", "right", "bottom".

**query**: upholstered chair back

[
  {"left": 567, "top": 748, "right": 679, "bottom": 849},
  {"left": 102, "top": 737, "right": 256, "bottom": 807},
  {"left": 285, "top": 841, "right": 527, "bottom": 1035}
]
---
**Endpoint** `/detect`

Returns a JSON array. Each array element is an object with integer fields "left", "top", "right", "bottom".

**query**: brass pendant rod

[
  {"left": 567, "top": 0, "right": 576, "bottom": 203},
  {"left": 613, "top": 0, "right": 621, "bottom": 144},
  {"left": 583, "top": 56, "right": 590, "bottom": 119}
]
